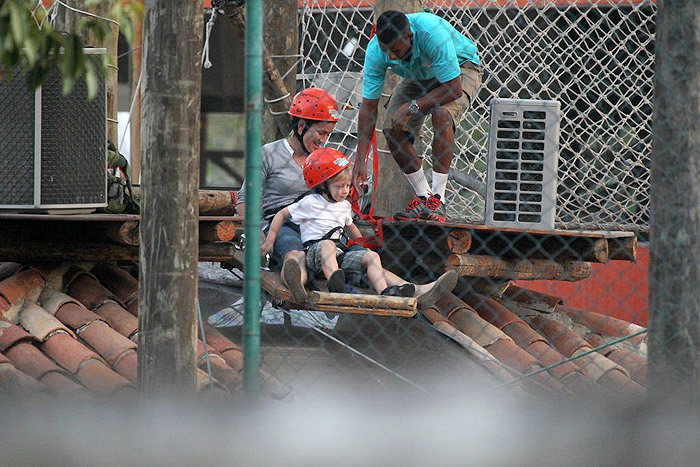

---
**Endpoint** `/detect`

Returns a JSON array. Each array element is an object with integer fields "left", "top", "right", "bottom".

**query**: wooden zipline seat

[{"left": 227, "top": 250, "right": 417, "bottom": 318}]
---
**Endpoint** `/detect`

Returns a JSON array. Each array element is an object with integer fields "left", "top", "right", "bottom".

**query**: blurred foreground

[{"left": 1, "top": 390, "right": 699, "bottom": 466}]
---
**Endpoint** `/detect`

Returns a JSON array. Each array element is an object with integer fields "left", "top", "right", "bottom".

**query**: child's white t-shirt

[{"left": 287, "top": 193, "right": 353, "bottom": 244}]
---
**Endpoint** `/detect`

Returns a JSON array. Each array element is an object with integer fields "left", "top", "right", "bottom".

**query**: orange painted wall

[{"left": 516, "top": 244, "right": 649, "bottom": 326}]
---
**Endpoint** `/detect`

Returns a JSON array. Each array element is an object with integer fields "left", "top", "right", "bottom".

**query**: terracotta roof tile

[
  {"left": 54, "top": 302, "right": 106, "bottom": 330},
  {"left": 584, "top": 333, "right": 647, "bottom": 386},
  {"left": 38, "top": 371, "right": 88, "bottom": 394},
  {"left": 3, "top": 341, "right": 70, "bottom": 380},
  {"left": 113, "top": 350, "right": 138, "bottom": 383},
  {"left": 0, "top": 361, "right": 44, "bottom": 396},
  {"left": 93, "top": 301, "right": 139, "bottom": 340},
  {"left": 196, "top": 368, "right": 227, "bottom": 392},
  {"left": 66, "top": 273, "right": 121, "bottom": 310},
  {"left": 91, "top": 263, "right": 138, "bottom": 304},
  {"left": 220, "top": 348, "right": 244, "bottom": 373},
  {"left": 0, "top": 321, "right": 36, "bottom": 351},
  {"left": 77, "top": 321, "right": 137, "bottom": 366},
  {"left": 556, "top": 304, "right": 646, "bottom": 345},
  {"left": 126, "top": 300, "right": 138, "bottom": 317},
  {"left": 206, "top": 357, "right": 243, "bottom": 392},
  {"left": 41, "top": 332, "right": 106, "bottom": 373},
  {"left": 75, "top": 359, "right": 134, "bottom": 396},
  {"left": 18, "top": 301, "right": 75, "bottom": 341},
  {"left": 0, "top": 296, "right": 9, "bottom": 315},
  {"left": 0, "top": 268, "right": 45, "bottom": 305},
  {"left": 203, "top": 324, "right": 240, "bottom": 353},
  {"left": 529, "top": 315, "right": 644, "bottom": 395},
  {"left": 37, "top": 288, "right": 82, "bottom": 316}
]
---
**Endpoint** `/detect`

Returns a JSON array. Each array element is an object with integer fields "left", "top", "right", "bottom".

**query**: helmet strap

[
  {"left": 294, "top": 120, "right": 312, "bottom": 156},
  {"left": 315, "top": 182, "right": 339, "bottom": 203}
]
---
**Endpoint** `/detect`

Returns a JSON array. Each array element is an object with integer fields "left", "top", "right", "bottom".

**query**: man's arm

[
  {"left": 352, "top": 97, "right": 379, "bottom": 192},
  {"left": 391, "top": 76, "right": 462, "bottom": 132}
]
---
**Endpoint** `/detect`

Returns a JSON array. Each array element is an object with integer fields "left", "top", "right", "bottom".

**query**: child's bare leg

[
  {"left": 363, "top": 250, "right": 389, "bottom": 293},
  {"left": 320, "top": 240, "right": 340, "bottom": 279}
]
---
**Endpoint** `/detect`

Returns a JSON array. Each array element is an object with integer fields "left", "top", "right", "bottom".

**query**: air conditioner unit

[
  {"left": 485, "top": 98, "right": 560, "bottom": 230},
  {"left": 0, "top": 48, "right": 107, "bottom": 212}
]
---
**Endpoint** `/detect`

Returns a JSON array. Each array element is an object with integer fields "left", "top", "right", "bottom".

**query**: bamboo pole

[
  {"left": 445, "top": 254, "right": 592, "bottom": 281},
  {"left": 307, "top": 291, "right": 416, "bottom": 312}
]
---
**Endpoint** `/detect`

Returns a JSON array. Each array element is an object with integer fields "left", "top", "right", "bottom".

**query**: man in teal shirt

[{"left": 352, "top": 10, "right": 482, "bottom": 222}]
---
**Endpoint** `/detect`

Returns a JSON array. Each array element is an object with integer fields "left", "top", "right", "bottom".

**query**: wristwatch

[{"left": 408, "top": 99, "right": 420, "bottom": 115}]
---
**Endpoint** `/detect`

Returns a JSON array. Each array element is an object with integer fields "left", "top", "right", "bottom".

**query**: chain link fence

[{"left": 195, "top": 0, "right": 659, "bottom": 401}]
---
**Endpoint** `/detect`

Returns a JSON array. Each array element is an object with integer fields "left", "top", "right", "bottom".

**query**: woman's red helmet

[
  {"left": 303, "top": 147, "right": 350, "bottom": 189},
  {"left": 288, "top": 88, "right": 340, "bottom": 122}
]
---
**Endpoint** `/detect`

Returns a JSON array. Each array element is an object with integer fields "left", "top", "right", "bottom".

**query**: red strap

[{"left": 349, "top": 131, "right": 383, "bottom": 250}]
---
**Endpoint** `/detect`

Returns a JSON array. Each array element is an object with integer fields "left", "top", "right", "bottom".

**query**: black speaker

[{"left": 0, "top": 49, "right": 107, "bottom": 212}]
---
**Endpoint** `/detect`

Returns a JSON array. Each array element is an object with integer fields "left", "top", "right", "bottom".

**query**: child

[{"left": 262, "top": 147, "right": 421, "bottom": 297}]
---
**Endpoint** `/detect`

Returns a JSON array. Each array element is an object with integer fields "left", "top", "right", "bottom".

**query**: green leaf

[
  {"left": 85, "top": 60, "right": 98, "bottom": 100},
  {"left": 62, "top": 74, "right": 75, "bottom": 95},
  {"left": 8, "top": 1, "right": 26, "bottom": 46}
]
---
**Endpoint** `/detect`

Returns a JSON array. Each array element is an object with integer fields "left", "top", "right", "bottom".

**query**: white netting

[{"left": 298, "top": 0, "right": 654, "bottom": 231}]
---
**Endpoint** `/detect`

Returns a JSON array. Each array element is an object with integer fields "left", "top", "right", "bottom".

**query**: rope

[
  {"left": 54, "top": 0, "right": 120, "bottom": 27},
  {"left": 197, "top": 302, "right": 215, "bottom": 389},
  {"left": 489, "top": 329, "right": 649, "bottom": 391},
  {"left": 118, "top": 68, "right": 142, "bottom": 152},
  {"left": 202, "top": 8, "right": 222, "bottom": 69},
  {"left": 280, "top": 308, "right": 431, "bottom": 395},
  {"left": 264, "top": 92, "right": 291, "bottom": 104}
]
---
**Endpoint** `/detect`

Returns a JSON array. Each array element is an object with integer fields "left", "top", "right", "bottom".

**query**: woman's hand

[{"left": 261, "top": 238, "right": 274, "bottom": 257}]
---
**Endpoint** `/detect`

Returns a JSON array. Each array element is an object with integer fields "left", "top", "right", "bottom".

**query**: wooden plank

[{"left": 228, "top": 250, "right": 417, "bottom": 317}]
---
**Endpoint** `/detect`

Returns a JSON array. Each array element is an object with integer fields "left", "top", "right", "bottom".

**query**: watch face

[{"left": 409, "top": 101, "right": 419, "bottom": 114}]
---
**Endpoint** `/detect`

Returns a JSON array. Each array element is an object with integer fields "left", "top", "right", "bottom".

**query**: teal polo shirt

[{"left": 362, "top": 12, "right": 481, "bottom": 100}]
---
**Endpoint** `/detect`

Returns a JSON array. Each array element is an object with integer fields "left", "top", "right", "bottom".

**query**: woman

[{"left": 238, "top": 87, "right": 455, "bottom": 308}]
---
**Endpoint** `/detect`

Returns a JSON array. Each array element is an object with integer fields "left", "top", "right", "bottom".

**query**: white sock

[
  {"left": 431, "top": 171, "right": 449, "bottom": 199},
  {"left": 404, "top": 169, "right": 430, "bottom": 198}
]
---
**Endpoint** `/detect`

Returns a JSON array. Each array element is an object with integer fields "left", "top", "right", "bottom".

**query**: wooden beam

[
  {"left": 200, "top": 221, "right": 236, "bottom": 243},
  {"left": 447, "top": 229, "right": 472, "bottom": 254},
  {"left": 608, "top": 235, "right": 637, "bottom": 262},
  {"left": 103, "top": 220, "right": 140, "bottom": 246},
  {"left": 0, "top": 241, "right": 235, "bottom": 262},
  {"left": 445, "top": 254, "right": 592, "bottom": 281},
  {"left": 132, "top": 187, "right": 237, "bottom": 215}
]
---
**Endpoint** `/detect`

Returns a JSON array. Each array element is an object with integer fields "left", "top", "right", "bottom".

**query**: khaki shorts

[{"left": 382, "top": 62, "right": 483, "bottom": 135}]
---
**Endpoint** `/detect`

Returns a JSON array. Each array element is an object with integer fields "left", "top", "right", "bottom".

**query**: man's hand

[
  {"left": 352, "top": 158, "right": 368, "bottom": 195},
  {"left": 391, "top": 102, "right": 412, "bottom": 133}
]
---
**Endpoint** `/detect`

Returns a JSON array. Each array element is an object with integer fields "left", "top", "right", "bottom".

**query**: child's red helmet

[
  {"left": 288, "top": 88, "right": 340, "bottom": 122},
  {"left": 303, "top": 148, "right": 350, "bottom": 188}
]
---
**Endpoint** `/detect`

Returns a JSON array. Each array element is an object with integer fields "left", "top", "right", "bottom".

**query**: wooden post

[
  {"left": 138, "top": 0, "right": 204, "bottom": 396},
  {"left": 373, "top": 0, "right": 422, "bottom": 218},
  {"left": 262, "top": 0, "right": 297, "bottom": 143},
  {"left": 130, "top": 1, "right": 144, "bottom": 183},
  {"left": 222, "top": 3, "right": 293, "bottom": 139},
  {"left": 649, "top": 0, "right": 700, "bottom": 400}
]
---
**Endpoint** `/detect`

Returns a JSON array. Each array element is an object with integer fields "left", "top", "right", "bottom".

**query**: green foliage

[{"left": 0, "top": 0, "right": 138, "bottom": 98}]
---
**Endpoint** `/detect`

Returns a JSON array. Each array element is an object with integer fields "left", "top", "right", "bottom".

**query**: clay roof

[
  {"left": 1, "top": 260, "right": 647, "bottom": 399},
  {"left": 0, "top": 263, "right": 292, "bottom": 400}
]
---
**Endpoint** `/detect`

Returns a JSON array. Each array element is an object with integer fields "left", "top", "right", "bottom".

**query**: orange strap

[{"left": 348, "top": 131, "right": 384, "bottom": 250}]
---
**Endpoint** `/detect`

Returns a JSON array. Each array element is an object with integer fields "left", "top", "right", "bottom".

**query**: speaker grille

[
  {"left": 0, "top": 68, "right": 36, "bottom": 206},
  {"left": 41, "top": 65, "right": 106, "bottom": 205},
  {"left": 485, "top": 99, "right": 560, "bottom": 230}
]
